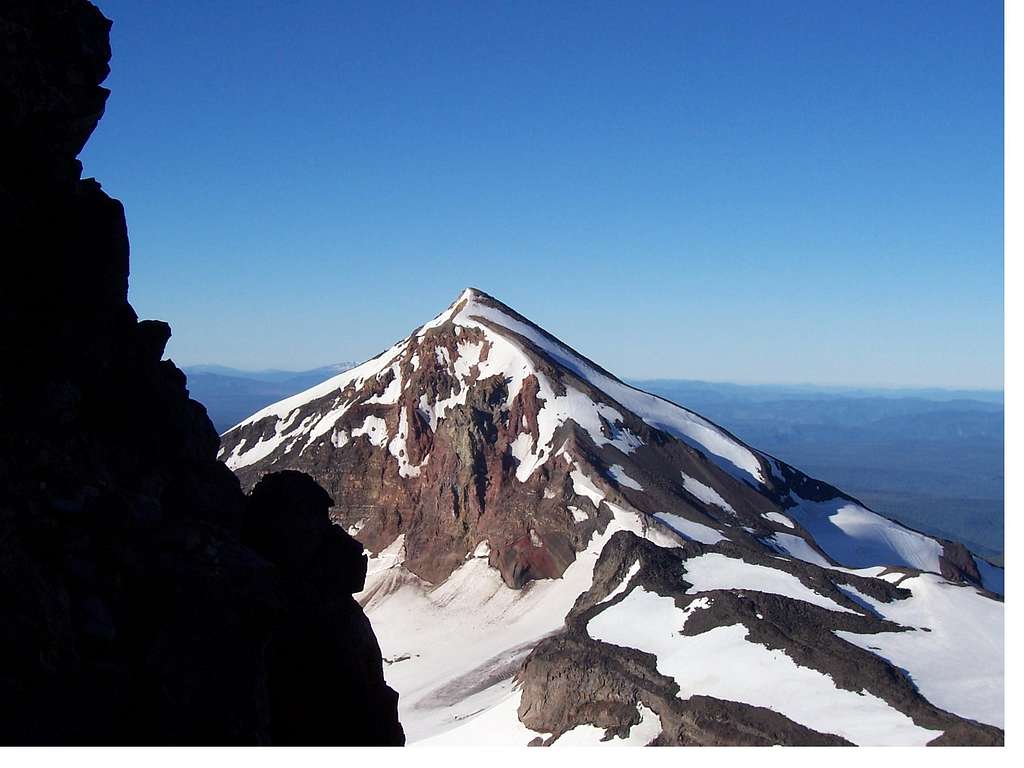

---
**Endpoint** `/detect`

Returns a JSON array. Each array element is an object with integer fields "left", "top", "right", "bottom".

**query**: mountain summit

[{"left": 219, "top": 287, "right": 1003, "bottom": 745}]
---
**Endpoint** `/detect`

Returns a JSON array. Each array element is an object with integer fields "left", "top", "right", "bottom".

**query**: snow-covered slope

[{"left": 219, "top": 288, "right": 1003, "bottom": 746}]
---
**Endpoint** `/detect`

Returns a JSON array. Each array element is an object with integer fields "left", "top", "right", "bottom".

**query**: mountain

[
  {"left": 190, "top": 364, "right": 1005, "bottom": 561},
  {"left": 190, "top": 363, "right": 1005, "bottom": 560},
  {"left": 183, "top": 363, "right": 358, "bottom": 432},
  {"left": 219, "top": 288, "right": 1003, "bottom": 746}
]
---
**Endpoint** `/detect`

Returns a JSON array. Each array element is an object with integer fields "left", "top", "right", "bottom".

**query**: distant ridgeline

[{"left": 635, "top": 380, "right": 1004, "bottom": 564}]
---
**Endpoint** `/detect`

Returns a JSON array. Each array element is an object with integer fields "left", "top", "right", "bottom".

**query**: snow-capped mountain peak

[{"left": 218, "top": 287, "right": 1003, "bottom": 746}]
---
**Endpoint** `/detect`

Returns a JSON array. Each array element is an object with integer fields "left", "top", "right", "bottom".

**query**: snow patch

[
  {"left": 608, "top": 464, "right": 643, "bottom": 491},
  {"left": 551, "top": 703, "right": 662, "bottom": 747},
  {"left": 680, "top": 472, "right": 735, "bottom": 514},
  {"left": 414, "top": 685, "right": 549, "bottom": 747},
  {"left": 509, "top": 433, "right": 540, "bottom": 482},
  {"left": 569, "top": 464, "right": 605, "bottom": 508},
  {"left": 763, "top": 511, "right": 794, "bottom": 528},
  {"left": 472, "top": 540, "right": 491, "bottom": 558},
  {"left": 388, "top": 408, "right": 426, "bottom": 477},
  {"left": 683, "top": 552, "right": 854, "bottom": 613},
  {"left": 352, "top": 415, "right": 388, "bottom": 447},
  {"left": 834, "top": 574, "right": 1004, "bottom": 728},
  {"left": 652, "top": 512, "right": 727, "bottom": 545},
  {"left": 568, "top": 505, "right": 589, "bottom": 523},
  {"left": 768, "top": 531, "right": 832, "bottom": 568},
  {"left": 602, "top": 560, "right": 641, "bottom": 604},
  {"left": 786, "top": 494, "right": 943, "bottom": 574},
  {"left": 359, "top": 501, "right": 677, "bottom": 742},
  {"left": 588, "top": 588, "right": 942, "bottom": 745}
]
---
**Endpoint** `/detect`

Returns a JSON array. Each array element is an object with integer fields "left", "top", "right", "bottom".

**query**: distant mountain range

[
  {"left": 184, "top": 362, "right": 358, "bottom": 431},
  {"left": 184, "top": 362, "right": 1003, "bottom": 561},
  {"left": 634, "top": 380, "right": 1003, "bottom": 562},
  {"left": 210, "top": 288, "right": 1002, "bottom": 745}
]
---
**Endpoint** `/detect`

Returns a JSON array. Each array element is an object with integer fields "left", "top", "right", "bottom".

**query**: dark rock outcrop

[
  {"left": 245, "top": 472, "right": 403, "bottom": 745},
  {"left": 516, "top": 531, "right": 1004, "bottom": 746},
  {"left": 0, "top": 0, "right": 402, "bottom": 745},
  {"left": 518, "top": 633, "right": 851, "bottom": 746}
]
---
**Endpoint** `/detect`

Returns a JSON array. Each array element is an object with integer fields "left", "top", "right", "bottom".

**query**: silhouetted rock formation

[
  {"left": 245, "top": 472, "right": 403, "bottom": 744},
  {"left": 0, "top": 0, "right": 402, "bottom": 745}
]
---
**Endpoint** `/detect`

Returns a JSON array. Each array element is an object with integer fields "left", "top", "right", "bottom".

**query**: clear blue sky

[{"left": 83, "top": 0, "right": 1003, "bottom": 388}]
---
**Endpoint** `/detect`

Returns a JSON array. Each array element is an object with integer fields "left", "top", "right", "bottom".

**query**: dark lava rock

[{"left": 0, "top": 0, "right": 402, "bottom": 745}]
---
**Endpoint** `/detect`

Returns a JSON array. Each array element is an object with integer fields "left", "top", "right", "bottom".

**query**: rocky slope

[
  {"left": 0, "top": 0, "right": 401, "bottom": 745},
  {"left": 221, "top": 288, "right": 1003, "bottom": 745}
]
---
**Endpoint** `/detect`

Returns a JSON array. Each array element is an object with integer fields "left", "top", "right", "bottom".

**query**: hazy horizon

[{"left": 182, "top": 356, "right": 1004, "bottom": 396}]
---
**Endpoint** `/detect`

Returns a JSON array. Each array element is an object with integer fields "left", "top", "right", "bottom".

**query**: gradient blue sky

[{"left": 83, "top": 0, "right": 1003, "bottom": 388}]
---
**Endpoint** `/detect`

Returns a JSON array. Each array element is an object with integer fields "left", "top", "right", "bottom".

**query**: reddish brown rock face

[{"left": 227, "top": 312, "right": 595, "bottom": 587}]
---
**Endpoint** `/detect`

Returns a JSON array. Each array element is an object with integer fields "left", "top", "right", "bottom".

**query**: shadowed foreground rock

[
  {"left": 245, "top": 472, "right": 402, "bottom": 745},
  {"left": 0, "top": 0, "right": 402, "bottom": 745}
]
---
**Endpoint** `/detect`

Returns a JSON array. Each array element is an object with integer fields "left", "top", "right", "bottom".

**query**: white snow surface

[
  {"left": 785, "top": 493, "right": 944, "bottom": 574},
  {"left": 388, "top": 408, "right": 427, "bottom": 478},
  {"left": 652, "top": 512, "right": 727, "bottom": 545},
  {"left": 352, "top": 414, "right": 388, "bottom": 447},
  {"left": 834, "top": 574, "right": 1004, "bottom": 728},
  {"left": 414, "top": 684, "right": 548, "bottom": 747},
  {"left": 568, "top": 505, "right": 589, "bottom": 523},
  {"left": 768, "top": 531, "right": 832, "bottom": 568},
  {"left": 358, "top": 501, "right": 678, "bottom": 743},
  {"left": 680, "top": 472, "right": 735, "bottom": 514},
  {"left": 472, "top": 540, "right": 491, "bottom": 558},
  {"left": 763, "top": 511, "right": 794, "bottom": 528},
  {"left": 602, "top": 560, "right": 642, "bottom": 605},
  {"left": 587, "top": 587, "right": 943, "bottom": 745},
  {"left": 569, "top": 463, "right": 606, "bottom": 508},
  {"left": 551, "top": 703, "right": 662, "bottom": 746},
  {"left": 608, "top": 464, "right": 643, "bottom": 491},
  {"left": 683, "top": 552, "right": 854, "bottom": 613},
  {"left": 509, "top": 433, "right": 539, "bottom": 481}
]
